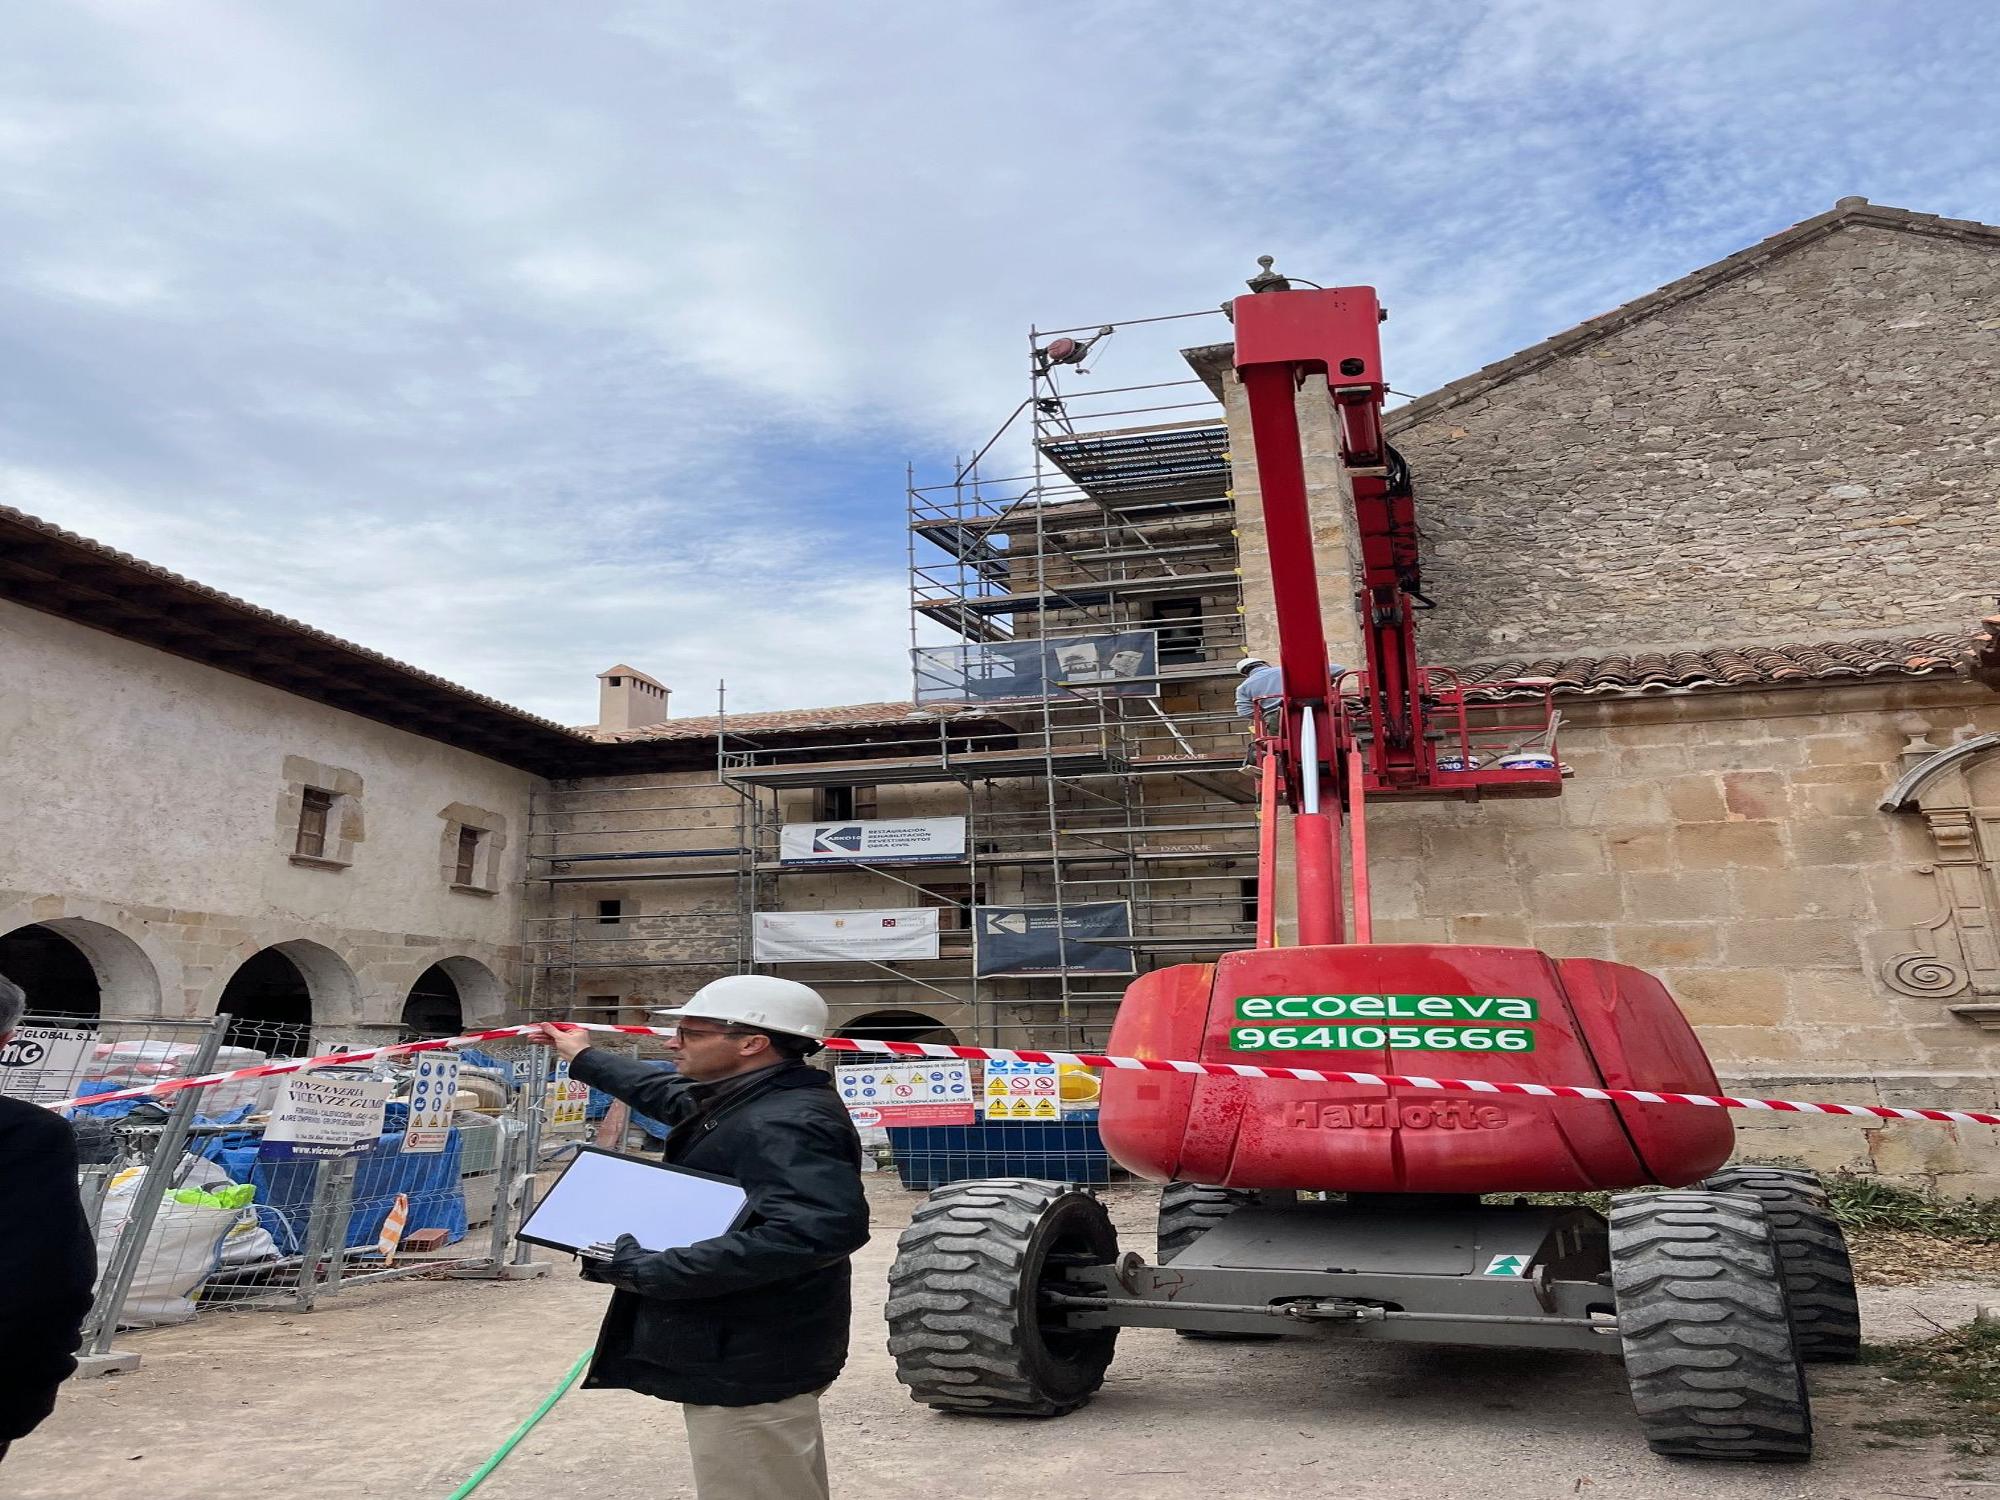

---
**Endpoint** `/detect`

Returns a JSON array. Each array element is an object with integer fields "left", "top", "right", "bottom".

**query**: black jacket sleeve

[
  {"left": 596, "top": 1109, "right": 869, "bottom": 1301},
  {"left": 567, "top": 1047, "right": 694, "bottom": 1122},
  {"left": 0, "top": 1103, "right": 98, "bottom": 1443}
]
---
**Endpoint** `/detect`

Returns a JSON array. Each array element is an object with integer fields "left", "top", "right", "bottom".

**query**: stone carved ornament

[{"left": 1873, "top": 730, "right": 2000, "bottom": 1027}]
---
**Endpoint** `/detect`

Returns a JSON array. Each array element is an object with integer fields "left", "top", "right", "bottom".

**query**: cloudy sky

[{"left": 4, "top": 2, "right": 1995, "bottom": 722}]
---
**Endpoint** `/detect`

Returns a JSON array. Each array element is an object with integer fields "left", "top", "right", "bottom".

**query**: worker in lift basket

[
  {"left": 1235, "top": 654, "right": 1344, "bottom": 764},
  {"left": 526, "top": 975, "right": 868, "bottom": 1500}
]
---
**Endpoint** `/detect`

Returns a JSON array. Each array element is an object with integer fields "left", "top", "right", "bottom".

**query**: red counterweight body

[{"left": 1098, "top": 946, "right": 1734, "bottom": 1193}]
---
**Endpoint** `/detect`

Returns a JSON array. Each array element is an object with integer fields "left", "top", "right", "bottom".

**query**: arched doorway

[
  {"left": 837, "top": 1009, "right": 960, "bottom": 1045},
  {"left": 215, "top": 940, "right": 360, "bottom": 1053},
  {"left": 0, "top": 924, "right": 100, "bottom": 1018},
  {"left": 0, "top": 917, "right": 160, "bottom": 1019},
  {"left": 402, "top": 963, "right": 464, "bottom": 1038},
  {"left": 219, "top": 949, "right": 314, "bottom": 1049}
]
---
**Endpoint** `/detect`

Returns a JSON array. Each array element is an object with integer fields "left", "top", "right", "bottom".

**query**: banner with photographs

[
  {"left": 913, "top": 631, "right": 1159, "bottom": 704},
  {"left": 972, "top": 901, "right": 1136, "bottom": 977},
  {"left": 752, "top": 908, "right": 942, "bottom": 963},
  {"left": 778, "top": 817, "right": 967, "bottom": 866}
]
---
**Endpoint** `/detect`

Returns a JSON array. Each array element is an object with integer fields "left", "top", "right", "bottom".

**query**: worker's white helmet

[
  {"left": 1236, "top": 656, "right": 1268, "bottom": 675},
  {"left": 655, "top": 974, "right": 829, "bottom": 1040}
]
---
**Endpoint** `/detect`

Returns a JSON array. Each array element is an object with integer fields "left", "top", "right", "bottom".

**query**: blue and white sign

[
  {"left": 779, "top": 817, "right": 967, "bottom": 867},
  {"left": 403, "top": 1054, "right": 459, "bottom": 1154},
  {"left": 259, "top": 1071, "right": 391, "bottom": 1161}
]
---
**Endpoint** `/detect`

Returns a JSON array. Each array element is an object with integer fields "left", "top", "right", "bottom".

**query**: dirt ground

[{"left": 12, "top": 1180, "right": 2000, "bottom": 1500}]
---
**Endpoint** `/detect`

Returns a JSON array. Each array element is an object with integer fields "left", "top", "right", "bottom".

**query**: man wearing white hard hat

[{"left": 527, "top": 974, "right": 867, "bottom": 1500}]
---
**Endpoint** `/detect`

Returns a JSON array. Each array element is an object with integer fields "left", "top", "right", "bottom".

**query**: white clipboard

[{"left": 517, "top": 1146, "right": 751, "bottom": 1255}]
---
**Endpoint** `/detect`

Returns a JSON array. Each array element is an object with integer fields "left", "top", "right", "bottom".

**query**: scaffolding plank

[{"left": 724, "top": 744, "right": 1114, "bottom": 788}]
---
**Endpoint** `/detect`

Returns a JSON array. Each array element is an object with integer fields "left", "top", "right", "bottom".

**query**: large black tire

[
  {"left": 1700, "top": 1166, "right": 1861, "bottom": 1363},
  {"left": 1155, "top": 1183, "right": 1279, "bottom": 1341},
  {"left": 1609, "top": 1190, "right": 1813, "bottom": 1462},
  {"left": 885, "top": 1178, "right": 1119, "bottom": 1416},
  {"left": 1157, "top": 1182, "right": 1257, "bottom": 1263}
]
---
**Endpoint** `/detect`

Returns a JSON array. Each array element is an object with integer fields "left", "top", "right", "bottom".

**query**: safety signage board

[
  {"left": 260, "top": 1071, "right": 392, "bottom": 1161},
  {"left": 984, "top": 1059, "right": 1060, "bottom": 1120},
  {"left": 837, "top": 1060, "right": 975, "bottom": 1126},
  {"left": 1484, "top": 1254, "right": 1531, "bottom": 1277},
  {"left": 549, "top": 1058, "right": 591, "bottom": 1129},
  {"left": 0, "top": 1025, "right": 94, "bottom": 1103},
  {"left": 402, "top": 1054, "right": 459, "bottom": 1153},
  {"left": 779, "top": 818, "right": 966, "bottom": 866}
]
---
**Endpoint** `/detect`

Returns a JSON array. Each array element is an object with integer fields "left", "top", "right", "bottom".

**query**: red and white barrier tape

[{"left": 43, "top": 1022, "right": 2000, "bottom": 1128}]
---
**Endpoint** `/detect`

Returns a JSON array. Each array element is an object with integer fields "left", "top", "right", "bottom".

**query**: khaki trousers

[{"left": 681, "top": 1388, "right": 829, "bottom": 1500}]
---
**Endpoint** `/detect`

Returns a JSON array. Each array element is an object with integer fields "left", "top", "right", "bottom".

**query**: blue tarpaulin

[{"left": 196, "top": 1102, "right": 469, "bottom": 1253}]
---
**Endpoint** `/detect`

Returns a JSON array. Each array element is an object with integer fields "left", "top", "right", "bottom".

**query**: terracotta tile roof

[
  {"left": 0, "top": 503, "right": 591, "bottom": 772},
  {"left": 1964, "top": 616, "right": 2000, "bottom": 692},
  {"left": 1457, "top": 634, "right": 1975, "bottom": 700},
  {"left": 585, "top": 701, "right": 999, "bottom": 743}
]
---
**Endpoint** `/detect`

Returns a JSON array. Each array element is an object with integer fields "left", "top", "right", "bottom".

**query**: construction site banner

[
  {"left": 752, "top": 908, "right": 941, "bottom": 963},
  {"left": 913, "top": 630, "right": 1160, "bottom": 703},
  {"left": 973, "top": 901, "right": 1136, "bottom": 977},
  {"left": 778, "top": 817, "right": 967, "bottom": 866}
]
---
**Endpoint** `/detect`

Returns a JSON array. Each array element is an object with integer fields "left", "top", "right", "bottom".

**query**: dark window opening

[
  {"left": 1239, "top": 877, "right": 1260, "bottom": 923},
  {"left": 455, "top": 826, "right": 484, "bottom": 885},
  {"left": 1150, "top": 598, "right": 1204, "bottom": 665},
  {"left": 296, "top": 788, "right": 333, "bottom": 858},
  {"left": 597, "top": 899, "right": 624, "bottom": 925}
]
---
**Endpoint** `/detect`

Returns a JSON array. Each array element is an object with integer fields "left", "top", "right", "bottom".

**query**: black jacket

[
  {"left": 0, "top": 1099, "right": 96, "bottom": 1444},
  {"left": 566, "top": 1050, "right": 869, "bottom": 1407}
]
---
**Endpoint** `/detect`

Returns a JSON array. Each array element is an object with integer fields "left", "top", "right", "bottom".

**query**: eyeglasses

[{"left": 671, "top": 1025, "right": 755, "bottom": 1042}]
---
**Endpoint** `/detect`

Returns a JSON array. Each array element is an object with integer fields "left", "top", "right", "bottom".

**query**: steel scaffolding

[{"left": 521, "top": 306, "right": 1259, "bottom": 1053}]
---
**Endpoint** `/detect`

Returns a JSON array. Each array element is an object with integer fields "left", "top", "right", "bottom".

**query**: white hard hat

[
  {"left": 1236, "top": 656, "right": 1268, "bottom": 675},
  {"left": 656, "top": 974, "right": 829, "bottom": 1040}
]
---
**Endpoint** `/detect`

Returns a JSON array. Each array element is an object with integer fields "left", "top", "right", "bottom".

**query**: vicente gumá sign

[{"left": 1229, "top": 993, "right": 1538, "bottom": 1053}]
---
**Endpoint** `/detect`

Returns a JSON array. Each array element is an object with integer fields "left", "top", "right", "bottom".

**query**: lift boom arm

[{"left": 1232, "top": 275, "right": 1560, "bottom": 947}]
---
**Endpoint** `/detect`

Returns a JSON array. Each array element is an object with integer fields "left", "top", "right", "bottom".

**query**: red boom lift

[{"left": 887, "top": 266, "right": 1860, "bottom": 1462}]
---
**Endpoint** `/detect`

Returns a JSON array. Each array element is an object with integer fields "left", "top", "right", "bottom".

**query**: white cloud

[{"left": 0, "top": 1, "right": 1994, "bottom": 721}]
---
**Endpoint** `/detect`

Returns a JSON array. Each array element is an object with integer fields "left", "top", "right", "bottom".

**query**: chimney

[{"left": 596, "top": 664, "right": 671, "bottom": 733}]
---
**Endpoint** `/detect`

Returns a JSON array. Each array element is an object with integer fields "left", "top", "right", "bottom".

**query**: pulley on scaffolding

[{"left": 1033, "top": 324, "right": 1113, "bottom": 376}]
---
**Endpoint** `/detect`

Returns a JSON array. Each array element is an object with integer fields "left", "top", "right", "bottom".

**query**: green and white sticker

[
  {"left": 1229, "top": 1024, "right": 1536, "bottom": 1053},
  {"left": 1229, "top": 994, "right": 1539, "bottom": 1053},
  {"left": 1483, "top": 1254, "right": 1531, "bottom": 1277},
  {"left": 1236, "top": 994, "right": 1539, "bottom": 1022}
]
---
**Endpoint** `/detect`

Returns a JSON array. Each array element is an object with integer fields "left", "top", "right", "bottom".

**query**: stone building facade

[{"left": 3, "top": 197, "right": 1994, "bottom": 1189}]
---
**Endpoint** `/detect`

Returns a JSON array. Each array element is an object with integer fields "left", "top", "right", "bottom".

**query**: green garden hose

[{"left": 444, "top": 1346, "right": 594, "bottom": 1499}]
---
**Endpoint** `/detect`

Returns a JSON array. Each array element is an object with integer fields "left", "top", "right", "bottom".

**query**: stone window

[
  {"left": 439, "top": 801, "right": 509, "bottom": 895},
  {"left": 1872, "top": 731, "right": 2000, "bottom": 1028},
  {"left": 814, "top": 784, "right": 877, "bottom": 821},
  {"left": 916, "top": 880, "right": 985, "bottom": 932},
  {"left": 279, "top": 757, "right": 364, "bottom": 870},
  {"left": 597, "top": 899, "right": 624, "bottom": 925},
  {"left": 295, "top": 789, "right": 333, "bottom": 858}
]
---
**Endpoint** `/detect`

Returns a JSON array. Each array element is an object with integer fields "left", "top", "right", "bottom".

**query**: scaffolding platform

[{"left": 723, "top": 743, "right": 1117, "bottom": 788}]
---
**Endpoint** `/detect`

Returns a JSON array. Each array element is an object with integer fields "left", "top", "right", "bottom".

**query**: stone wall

[
  {"left": 1362, "top": 677, "right": 2000, "bottom": 1192},
  {"left": 1387, "top": 222, "right": 2000, "bottom": 659},
  {"left": 0, "top": 599, "right": 536, "bottom": 1033}
]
